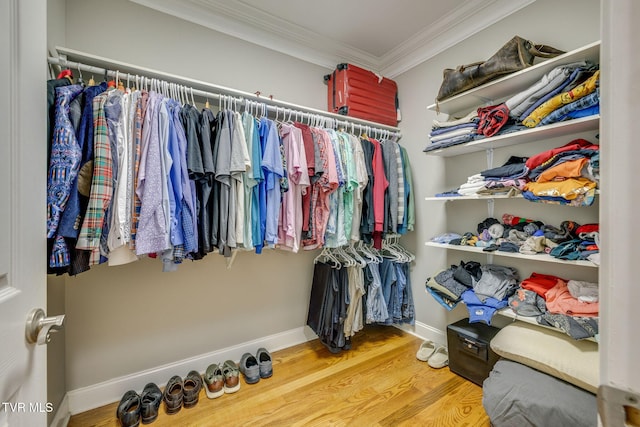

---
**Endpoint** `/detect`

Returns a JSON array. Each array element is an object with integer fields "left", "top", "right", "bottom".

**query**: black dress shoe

[
  {"left": 163, "top": 375, "right": 183, "bottom": 415},
  {"left": 117, "top": 390, "right": 141, "bottom": 427},
  {"left": 140, "top": 383, "right": 162, "bottom": 424},
  {"left": 182, "top": 370, "right": 203, "bottom": 408}
]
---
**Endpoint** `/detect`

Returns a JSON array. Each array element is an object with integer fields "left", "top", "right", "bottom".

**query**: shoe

[
  {"left": 416, "top": 340, "right": 437, "bottom": 362},
  {"left": 239, "top": 353, "right": 261, "bottom": 384},
  {"left": 203, "top": 363, "right": 225, "bottom": 399},
  {"left": 222, "top": 360, "right": 241, "bottom": 394},
  {"left": 117, "top": 390, "right": 141, "bottom": 427},
  {"left": 256, "top": 348, "right": 273, "bottom": 379},
  {"left": 140, "top": 383, "right": 162, "bottom": 424},
  {"left": 163, "top": 375, "right": 183, "bottom": 415},
  {"left": 182, "top": 370, "right": 203, "bottom": 408},
  {"left": 428, "top": 346, "right": 449, "bottom": 369}
]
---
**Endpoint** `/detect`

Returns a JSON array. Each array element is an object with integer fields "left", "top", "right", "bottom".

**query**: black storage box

[{"left": 446, "top": 318, "right": 500, "bottom": 386}]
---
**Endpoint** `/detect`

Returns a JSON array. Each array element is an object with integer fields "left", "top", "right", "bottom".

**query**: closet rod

[{"left": 48, "top": 47, "right": 402, "bottom": 140}]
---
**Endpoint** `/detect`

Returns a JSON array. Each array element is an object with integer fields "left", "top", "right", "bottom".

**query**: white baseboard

[
  {"left": 49, "top": 394, "right": 70, "bottom": 427},
  {"left": 67, "top": 326, "right": 315, "bottom": 415},
  {"left": 394, "top": 321, "right": 447, "bottom": 346}
]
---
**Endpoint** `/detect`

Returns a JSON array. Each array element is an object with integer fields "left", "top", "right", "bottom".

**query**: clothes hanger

[
  {"left": 76, "top": 67, "right": 85, "bottom": 87},
  {"left": 313, "top": 247, "right": 341, "bottom": 269},
  {"left": 190, "top": 87, "right": 196, "bottom": 107},
  {"left": 334, "top": 247, "right": 356, "bottom": 267},
  {"left": 346, "top": 244, "right": 367, "bottom": 267},
  {"left": 356, "top": 241, "right": 381, "bottom": 264}
]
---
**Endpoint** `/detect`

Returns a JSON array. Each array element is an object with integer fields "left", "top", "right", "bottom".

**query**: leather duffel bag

[{"left": 436, "top": 36, "right": 565, "bottom": 102}]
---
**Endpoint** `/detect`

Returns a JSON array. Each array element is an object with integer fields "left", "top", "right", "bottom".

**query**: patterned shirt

[
  {"left": 76, "top": 91, "right": 114, "bottom": 265},
  {"left": 47, "top": 84, "right": 84, "bottom": 239}
]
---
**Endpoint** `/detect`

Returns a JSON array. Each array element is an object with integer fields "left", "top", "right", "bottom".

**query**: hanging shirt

[
  {"left": 397, "top": 146, "right": 414, "bottom": 234},
  {"left": 76, "top": 90, "right": 115, "bottom": 265},
  {"left": 165, "top": 99, "right": 187, "bottom": 264},
  {"left": 106, "top": 89, "right": 138, "bottom": 266},
  {"left": 359, "top": 137, "right": 375, "bottom": 244},
  {"left": 381, "top": 139, "right": 399, "bottom": 234},
  {"left": 181, "top": 104, "right": 205, "bottom": 254},
  {"left": 324, "top": 129, "right": 345, "bottom": 248},
  {"left": 306, "top": 128, "right": 338, "bottom": 249},
  {"left": 57, "top": 82, "right": 108, "bottom": 242},
  {"left": 214, "top": 110, "right": 232, "bottom": 254},
  {"left": 47, "top": 84, "right": 84, "bottom": 240},
  {"left": 198, "top": 108, "right": 217, "bottom": 254},
  {"left": 338, "top": 131, "right": 358, "bottom": 242},
  {"left": 130, "top": 91, "right": 147, "bottom": 251},
  {"left": 293, "top": 122, "right": 318, "bottom": 237},
  {"left": 349, "top": 134, "right": 368, "bottom": 242},
  {"left": 173, "top": 101, "right": 197, "bottom": 255},
  {"left": 231, "top": 111, "right": 251, "bottom": 249},
  {"left": 393, "top": 142, "right": 405, "bottom": 230},
  {"left": 240, "top": 112, "right": 257, "bottom": 250},
  {"left": 135, "top": 91, "right": 170, "bottom": 256},
  {"left": 260, "top": 118, "right": 284, "bottom": 247},
  {"left": 243, "top": 113, "right": 263, "bottom": 252},
  {"left": 369, "top": 138, "right": 389, "bottom": 248},
  {"left": 278, "top": 124, "right": 310, "bottom": 252}
]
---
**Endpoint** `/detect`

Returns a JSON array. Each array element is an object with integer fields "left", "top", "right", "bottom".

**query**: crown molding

[
  {"left": 380, "top": 0, "right": 536, "bottom": 77},
  {"left": 130, "top": 0, "right": 536, "bottom": 76}
]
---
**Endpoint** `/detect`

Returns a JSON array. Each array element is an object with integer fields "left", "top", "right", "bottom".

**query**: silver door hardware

[{"left": 25, "top": 308, "right": 65, "bottom": 345}]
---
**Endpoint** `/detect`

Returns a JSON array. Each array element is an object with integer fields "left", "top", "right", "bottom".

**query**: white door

[{"left": 0, "top": 0, "right": 49, "bottom": 426}]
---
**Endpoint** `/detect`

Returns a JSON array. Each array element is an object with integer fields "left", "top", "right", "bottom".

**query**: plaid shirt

[
  {"left": 129, "top": 92, "right": 146, "bottom": 249},
  {"left": 76, "top": 91, "right": 113, "bottom": 265}
]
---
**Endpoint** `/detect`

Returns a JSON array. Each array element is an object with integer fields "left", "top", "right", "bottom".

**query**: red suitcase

[{"left": 324, "top": 63, "right": 399, "bottom": 127}]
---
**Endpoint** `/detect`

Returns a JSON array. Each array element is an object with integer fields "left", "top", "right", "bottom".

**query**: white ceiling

[{"left": 130, "top": 0, "right": 535, "bottom": 77}]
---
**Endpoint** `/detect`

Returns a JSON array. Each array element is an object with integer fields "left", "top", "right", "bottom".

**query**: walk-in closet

[{"left": 1, "top": 0, "right": 638, "bottom": 426}]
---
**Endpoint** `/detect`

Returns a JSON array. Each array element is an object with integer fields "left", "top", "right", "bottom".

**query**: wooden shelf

[
  {"left": 424, "top": 115, "right": 599, "bottom": 157},
  {"left": 427, "top": 41, "right": 601, "bottom": 115},
  {"left": 424, "top": 241, "right": 598, "bottom": 268}
]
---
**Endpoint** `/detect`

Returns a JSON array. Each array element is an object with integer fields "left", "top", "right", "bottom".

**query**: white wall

[
  {"left": 395, "top": 0, "right": 601, "bottom": 333},
  {"left": 58, "top": 0, "right": 332, "bottom": 391},
  {"left": 52, "top": 0, "right": 602, "bottom": 395}
]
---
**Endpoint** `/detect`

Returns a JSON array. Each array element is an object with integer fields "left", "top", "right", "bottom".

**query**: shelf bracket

[{"left": 485, "top": 147, "right": 494, "bottom": 169}]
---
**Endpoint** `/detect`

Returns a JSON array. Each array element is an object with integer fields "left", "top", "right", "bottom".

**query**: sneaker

[
  {"left": 222, "top": 360, "right": 241, "bottom": 394},
  {"left": 203, "top": 364, "right": 224, "bottom": 399},
  {"left": 239, "top": 353, "right": 260, "bottom": 384},
  {"left": 256, "top": 348, "right": 273, "bottom": 379}
]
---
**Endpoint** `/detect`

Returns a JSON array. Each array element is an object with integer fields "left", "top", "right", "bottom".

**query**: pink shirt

[
  {"left": 368, "top": 138, "right": 388, "bottom": 248},
  {"left": 545, "top": 279, "right": 599, "bottom": 317},
  {"left": 278, "top": 124, "right": 310, "bottom": 252},
  {"left": 302, "top": 128, "right": 338, "bottom": 250}
]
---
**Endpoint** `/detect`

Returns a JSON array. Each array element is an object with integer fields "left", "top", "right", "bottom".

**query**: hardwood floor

[{"left": 68, "top": 326, "right": 490, "bottom": 427}]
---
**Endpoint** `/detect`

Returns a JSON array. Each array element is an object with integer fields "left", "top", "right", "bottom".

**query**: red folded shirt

[{"left": 520, "top": 272, "right": 567, "bottom": 299}]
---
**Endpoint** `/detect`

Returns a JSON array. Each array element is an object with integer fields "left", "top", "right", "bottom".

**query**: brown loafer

[
  {"left": 163, "top": 375, "right": 183, "bottom": 415},
  {"left": 182, "top": 370, "right": 202, "bottom": 408}
]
